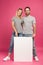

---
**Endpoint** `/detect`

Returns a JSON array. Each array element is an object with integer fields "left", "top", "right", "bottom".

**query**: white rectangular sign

[{"left": 14, "top": 37, "right": 33, "bottom": 62}]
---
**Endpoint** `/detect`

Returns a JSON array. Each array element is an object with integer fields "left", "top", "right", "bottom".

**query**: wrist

[
  {"left": 33, "top": 33, "right": 36, "bottom": 37},
  {"left": 15, "top": 31, "right": 18, "bottom": 34},
  {"left": 33, "top": 33, "right": 36, "bottom": 35}
]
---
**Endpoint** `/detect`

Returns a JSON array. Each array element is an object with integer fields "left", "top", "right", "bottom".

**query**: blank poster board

[{"left": 14, "top": 37, "right": 33, "bottom": 62}]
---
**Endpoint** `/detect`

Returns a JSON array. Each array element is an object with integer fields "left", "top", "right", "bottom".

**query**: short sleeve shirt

[
  {"left": 11, "top": 17, "right": 23, "bottom": 33},
  {"left": 23, "top": 15, "right": 36, "bottom": 34}
]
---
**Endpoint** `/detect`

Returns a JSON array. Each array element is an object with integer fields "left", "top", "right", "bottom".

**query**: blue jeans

[{"left": 9, "top": 33, "right": 23, "bottom": 53}]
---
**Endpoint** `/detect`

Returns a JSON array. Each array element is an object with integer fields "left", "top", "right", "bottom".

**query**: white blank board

[{"left": 14, "top": 37, "right": 33, "bottom": 62}]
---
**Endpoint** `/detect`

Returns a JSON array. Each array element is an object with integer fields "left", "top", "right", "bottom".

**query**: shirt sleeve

[
  {"left": 32, "top": 17, "right": 36, "bottom": 24},
  {"left": 11, "top": 17, "right": 15, "bottom": 22},
  {"left": 21, "top": 17, "right": 24, "bottom": 24}
]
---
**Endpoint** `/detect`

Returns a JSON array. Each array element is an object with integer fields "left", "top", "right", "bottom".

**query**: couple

[{"left": 3, "top": 7, "right": 39, "bottom": 61}]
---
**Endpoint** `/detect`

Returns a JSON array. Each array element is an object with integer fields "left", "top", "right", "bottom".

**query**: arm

[
  {"left": 32, "top": 17, "right": 36, "bottom": 37},
  {"left": 12, "top": 21, "right": 18, "bottom": 36},
  {"left": 21, "top": 21, "right": 24, "bottom": 28},
  {"left": 33, "top": 23, "right": 36, "bottom": 37}
]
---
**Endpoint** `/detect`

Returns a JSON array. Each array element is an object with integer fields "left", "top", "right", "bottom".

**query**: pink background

[{"left": 0, "top": 0, "right": 43, "bottom": 51}]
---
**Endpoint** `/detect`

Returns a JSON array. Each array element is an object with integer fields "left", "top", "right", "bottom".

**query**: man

[
  {"left": 22, "top": 7, "right": 39, "bottom": 61},
  {"left": 3, "top": 8, "right": 23, "bottom": 61}
]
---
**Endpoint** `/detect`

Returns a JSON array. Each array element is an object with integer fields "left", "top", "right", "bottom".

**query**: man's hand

[{"left": 32, "top": 33, "right": 36, "bottom": 38}]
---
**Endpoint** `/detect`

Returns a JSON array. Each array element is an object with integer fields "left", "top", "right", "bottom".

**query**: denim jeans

[{"left": 9, "top": 33, "right": 23, "bottom": 53}]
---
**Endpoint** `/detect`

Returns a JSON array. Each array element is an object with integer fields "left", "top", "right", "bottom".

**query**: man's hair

[
  {"left": 24, "top": 7, "right": 31, "bottom": 11},
  {"left": 17, "top": 8, "right": 23, "bottom": 11}
]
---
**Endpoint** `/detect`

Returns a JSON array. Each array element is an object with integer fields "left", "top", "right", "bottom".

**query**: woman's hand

[{"left": 15, "top": 32, "right": 18, "bottom": 36}]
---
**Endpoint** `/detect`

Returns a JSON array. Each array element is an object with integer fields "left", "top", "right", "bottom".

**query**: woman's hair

[
  {"left": 16, "top": 8, "right": 23, "bottom": 16},
  {"left": 17, "top": 8, "right": 23, "bottom": 11}
]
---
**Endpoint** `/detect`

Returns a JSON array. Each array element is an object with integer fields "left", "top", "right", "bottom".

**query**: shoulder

[
  {"left": 11, "top": 16, "right": 17, "bottom": 22},
  {"left": 22, "top": 16, "right": 26, "bottom": 20},
  {"left": 30, "top": 15, "right": 36, "bottom": 20},
  {"left": 12, "top": 16, "right": 16, "bottom": 20},
  {"left": 30, "top": 15, "right": 36, "bottom": 23}
]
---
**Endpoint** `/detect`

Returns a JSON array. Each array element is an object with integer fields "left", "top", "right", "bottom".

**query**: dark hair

[
  {"left": 24, "top": 7, "right": 31, "bottom": 11},
  {"left": 18, "top": 8, "right": 23, "bottom": 11}
]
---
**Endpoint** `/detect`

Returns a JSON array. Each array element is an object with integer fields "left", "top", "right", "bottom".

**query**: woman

[{"left": 3, "top": 8, "right": 23, "bottom": 61}]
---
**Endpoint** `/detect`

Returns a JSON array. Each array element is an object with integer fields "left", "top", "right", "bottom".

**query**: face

[
  {"left": 24, "top": 8, "right": 30, "bottom": 15},
  {"left": 17, "top": 10, "right": 22, "bottom": 16}
]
